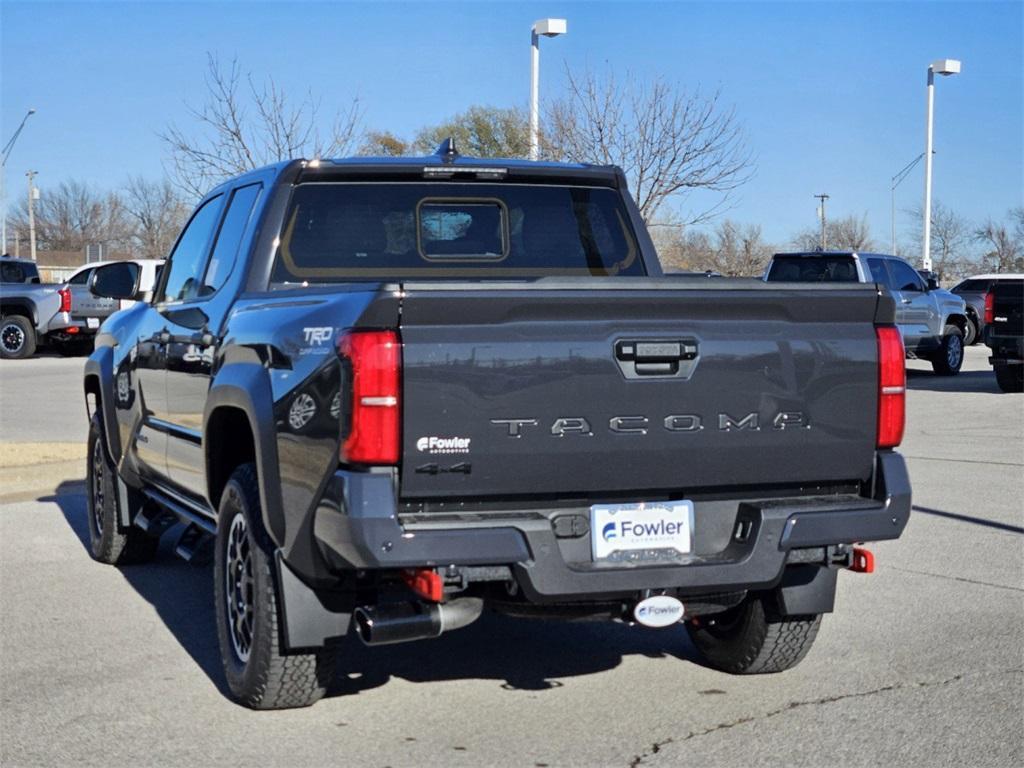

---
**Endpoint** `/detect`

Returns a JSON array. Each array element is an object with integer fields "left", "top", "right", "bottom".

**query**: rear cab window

[
  {"left": 270, "top": 182, "right": 644, "bottom": 284},
  {"left": 765, "top": 255, "right": 859, "bottom": 282}
]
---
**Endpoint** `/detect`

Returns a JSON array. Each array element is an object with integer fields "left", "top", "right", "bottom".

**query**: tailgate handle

[{"left": 615, "top": 339, "right": 698, "bottom": 376}]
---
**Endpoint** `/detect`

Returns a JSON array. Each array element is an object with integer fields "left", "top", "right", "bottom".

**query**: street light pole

[
  {"left": 529, "top": 18, "right": 567, "bottom": 161},
  {"left": 1, "top": 108, "right": 37, "bottom": 254},
  {"left": 922, "top": 58, "right": 961, "bottom": 272},
  {"left": 890, "top": 152, "right": 928, "bottom": 254},
  {"left": 26, "top": 171, "right": 37, "bottom": 262},
  {"left": 814, "top": 193, "right": 830, "bottom": 250}
]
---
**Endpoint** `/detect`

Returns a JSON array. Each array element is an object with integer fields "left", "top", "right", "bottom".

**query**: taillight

[
  {"left": 338, "top": 330, "right": 401, "bottom": 465},
  {"left": 984, "top": 291, "right": 995, "bottom": 325},
  {"left": 876, "top": 326, "right": 905, "bottom": 449},
  {"left": 58, "top": 286, "right": 72, "bottom": 314}
]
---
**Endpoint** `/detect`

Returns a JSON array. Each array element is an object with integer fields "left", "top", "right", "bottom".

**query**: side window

[
  {"left": 1, "top": 263, "right": 26, "bottom": 283},
  {"left": 201, "top": 184, "right": 262, "bottom": 296},
  {"left": 159, "top": 195, "right": 224, "bottom": 303},
  {"left": 888, "top": 260, "right": 924, "bottom": 292},
  {"left": 867, "top": 258, "right": 892, "bottom": 288},
  {"left": 68, "top": 269, "right": 92, "bottom": 286}
]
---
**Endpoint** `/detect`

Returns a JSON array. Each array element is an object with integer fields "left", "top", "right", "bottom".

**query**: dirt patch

[{"left": 0, "top": 442, "right": 87, "bottom": 468}]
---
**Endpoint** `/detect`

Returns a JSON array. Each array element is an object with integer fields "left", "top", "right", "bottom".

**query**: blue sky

[{"left": 2, "top": 0, "right": 1021, "bottom": 246}]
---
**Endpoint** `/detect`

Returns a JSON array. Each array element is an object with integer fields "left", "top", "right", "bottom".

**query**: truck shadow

[
  {"left": 48, "top": 482, "right": 700, "bottom": 704},
  {"left": 906, "top": 369, "right": 1002, "bottom": 394}
]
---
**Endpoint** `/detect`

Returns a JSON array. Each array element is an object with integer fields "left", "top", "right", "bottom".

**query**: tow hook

[
  {"left": 827, "top": 544, "right": 875, "bottom": 573},
  {"left": 848, "top": 547, "right": 875, "bottom": 573}
]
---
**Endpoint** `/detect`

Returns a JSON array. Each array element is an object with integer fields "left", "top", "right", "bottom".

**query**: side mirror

[
  {"left": 926, "top": 276, "right": 939, "bottom": 291},
  {"left": 90, "top": 262, "right": 141, "bottom": 300}
]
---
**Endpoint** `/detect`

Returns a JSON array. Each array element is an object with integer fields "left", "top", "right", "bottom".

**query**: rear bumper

[
  {"left": 311, "top": 452, "right": 911, "bottom": 601},
  {"left": 986, "top": 333, "right": 1023, "bottom": 364}
]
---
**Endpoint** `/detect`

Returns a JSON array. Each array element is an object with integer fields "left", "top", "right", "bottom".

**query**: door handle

[
  {"left": 901, "top": 298, "right": 913, "bottom": 304},
  {"left": 615, "top": 339, "right": 698, "bottom": 377}
]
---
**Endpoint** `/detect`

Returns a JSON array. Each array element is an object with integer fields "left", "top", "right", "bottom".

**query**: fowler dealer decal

[{"left": 416, "top": 436, "right": 472, "bottom": 454}]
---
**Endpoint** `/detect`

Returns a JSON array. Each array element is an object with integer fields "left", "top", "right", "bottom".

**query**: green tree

[{"left": 411, "top": 105, "right": 531, "bottom": 158}]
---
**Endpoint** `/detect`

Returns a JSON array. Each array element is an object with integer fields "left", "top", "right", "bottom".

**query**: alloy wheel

[
  {"left": 91, "top": 438, "right": 106, "bottom": 536},
  {"left": 1, "top": 322, "right": 25, "bottom": 355},
  {"left": 225, "top": 511, "right": 255, "bottom": 663}
]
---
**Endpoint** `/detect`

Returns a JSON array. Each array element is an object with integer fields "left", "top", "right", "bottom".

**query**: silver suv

[{"left": 765, "top": 252, "right": 969, "bottom": 375}]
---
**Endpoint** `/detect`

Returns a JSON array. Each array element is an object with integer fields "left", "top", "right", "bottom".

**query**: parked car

[
  {"left": 0, "top": 255, "right": 60, "bottom": 359},
  {"left": 47, "top": 259, "right": 164, "bottom": 355},
  {"left": 83, "top": 145, "right": 911, "bottom": 709},
  {"left": 951, "top": 273, "right": 1024, "bottom": 346},
  {"left": 764, "top": 251, "right": 969, "bottom": 375},
  {"left": 983, "top": 279, "right": 1023, "bottom": 392}
]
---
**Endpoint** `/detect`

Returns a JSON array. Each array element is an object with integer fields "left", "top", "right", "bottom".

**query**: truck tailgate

[{"left": 398, "top": 279, "right": 884, "bottom": 499}]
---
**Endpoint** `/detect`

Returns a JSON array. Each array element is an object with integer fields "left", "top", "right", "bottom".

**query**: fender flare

[
  {"left": 0, "top": 298, "right": 40, "bottom": 328},
  {"left": 203, "top": 361, "right": 285, "bottom": 547},
  {"left": 83, "top": 346, "right": 122, "bottom": 463}
]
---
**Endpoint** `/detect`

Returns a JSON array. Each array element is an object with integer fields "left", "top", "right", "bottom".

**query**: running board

[{"left": 141, "top": 485, "right": 217, "bottom": 535}]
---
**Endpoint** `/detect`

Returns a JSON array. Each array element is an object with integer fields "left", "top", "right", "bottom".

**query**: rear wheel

[
  {"left": 931, "top": 325, "right": 964, "bottom": 376},
  {"left": 963, "top": 316, "right": 978, "bottom": 346},
  {"left": 994, "top": 362, "right": 1024, "bottom": 393},
  {"left": 86, "top": 413, "right": 159, "bottom": 564},
  {"left": 686, "top": 594, "right": 821, "bottom": 674},
  {"left": 214, "top": 463, "right": 335, "bottom": 709},
  {"left": 0, "top": 315, "right": 35, "bottom": 359}
]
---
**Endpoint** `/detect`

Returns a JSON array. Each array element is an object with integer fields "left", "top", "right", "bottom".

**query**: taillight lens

[
  {"left": 58, "top": 286, "right": 72, "bottom": 313},
  {"left": 876, "top": 326, "right": 905, "bottom": 449},
  {"left": 984, "top": 291, "right": 994, "bottom": 325},
  {"left": 338, "top": 330, "right": 401, "bottom": 465}
]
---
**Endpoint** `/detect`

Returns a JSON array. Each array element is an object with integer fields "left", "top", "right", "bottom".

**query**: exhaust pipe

[{"left": 354, "top": 597, "right": 484, "bottom": 646}]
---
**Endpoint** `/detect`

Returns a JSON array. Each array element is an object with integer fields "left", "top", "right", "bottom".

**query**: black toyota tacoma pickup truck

[
  {"left": 984, "top": 279, "right": 1023, "bottom": 392},
  {"left": 83, "top": 143, "right": 911, "bottom": 709}
]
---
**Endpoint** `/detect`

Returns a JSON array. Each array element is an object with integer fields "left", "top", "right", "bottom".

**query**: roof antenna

[{"left": 435, "top": 137, "right": 459, "bottom": 163}]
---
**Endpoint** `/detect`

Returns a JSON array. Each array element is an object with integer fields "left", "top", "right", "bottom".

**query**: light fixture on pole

[
  {"left": 529, "top": 18, "right": 567, "bottom": 161},
  {"left": 1, "top": 108, "right": 36, "bottom": 254},
  {"left": 922, "top": 58, "right": 960, "bottom": 272}
]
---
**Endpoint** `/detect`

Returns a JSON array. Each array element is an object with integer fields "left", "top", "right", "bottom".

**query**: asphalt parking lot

[{"left": 1, "top": 346, "right": 1021, "bottom": 768}]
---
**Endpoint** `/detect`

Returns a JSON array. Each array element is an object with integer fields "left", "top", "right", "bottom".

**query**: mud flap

[
  {"left": 275, "top": 551, "right": 352, "bottom": 651},
  {"left": 777, "top": 565, "right": 837, "bottom": 616}
]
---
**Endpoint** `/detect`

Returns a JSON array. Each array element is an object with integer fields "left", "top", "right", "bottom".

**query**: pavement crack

[
  {"left": 626, "top": 669, "right": 1022, "bottom": 766},
  {"left": 884, "top": 564, "right": 1024, "bottom": 593}
]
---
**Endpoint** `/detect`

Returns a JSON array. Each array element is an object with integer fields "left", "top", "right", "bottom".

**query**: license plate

[
  {"left": 591, "top": 500, "right": 694, "bottom": 560},
  {"left": 86, "top": 318, "right": 99, "bottom": 329}
]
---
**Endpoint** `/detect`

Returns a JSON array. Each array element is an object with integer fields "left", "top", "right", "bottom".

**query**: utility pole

[
  {"left": 26, "top": 171, "right": 37, "bottom": 262},
  {"left": 814, "top": 193, "right": 830, "bottom": 251}
]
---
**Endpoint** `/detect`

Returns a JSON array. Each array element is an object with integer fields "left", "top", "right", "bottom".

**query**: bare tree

[
  {"left": 123, "top": 177, "right": 190, "bottom": 259},
  {"left": 161, "top": 55, "right": 361, "bottom": 197},
  {"left": 975, "top": 207, "right": 1024, "bottom": 272},
  {"left": 791, "top": 214, "right": 875, "bottom": 252},
  {"left": 546, "top": 67, "right": 752, "bottom": 224},
  {"left": 904, "top": 201, "right": 975, "bottom": 279},
  {"left": 657, "top": 219, "right": 772, "bottom": 276},
  {"left": 8, "top": 180, "right": 130, "bottom": 253}
]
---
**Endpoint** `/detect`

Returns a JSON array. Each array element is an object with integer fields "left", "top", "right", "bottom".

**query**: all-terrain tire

[
  {"left": 994, "top": 362, "right": 1024, "bottom": 393},
  {"left": 86, "top": 413, "right": 159, "bottom": 565},
  {"left": 931, "top": 324, "right": 964, "bottom": 376},
  {"left": 0, "top": 315, "right": 36, "bottom": 359},
  {"left": 214, "top": 463, "right": 335, "bottom": 709},
  {"left": 686, "top": 594, "right": 821, "bottom": 674}
]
